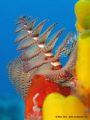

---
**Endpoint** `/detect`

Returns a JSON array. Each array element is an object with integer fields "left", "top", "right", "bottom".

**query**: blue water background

[{"left": 0, "top": 0, "right": 78, "bottom": 119}]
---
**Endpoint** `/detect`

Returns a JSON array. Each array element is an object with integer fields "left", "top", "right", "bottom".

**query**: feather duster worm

[
  {"left": 7, "top": 15, "right": 77, "bottom": 119},
  {"left": 6, "top": 0, "right": 90, "bottom": 119},
  {"left": 7, "top": 15, "right": 77, "bottom": 100}
]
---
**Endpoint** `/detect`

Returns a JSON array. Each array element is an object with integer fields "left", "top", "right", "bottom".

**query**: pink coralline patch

[{"left": 25, "top": 74, "right": 71, "bottom": 119}]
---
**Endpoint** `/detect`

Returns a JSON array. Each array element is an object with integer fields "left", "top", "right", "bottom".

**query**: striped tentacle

[
  {"left": 7, "top": 15, "right": 77, "bottom": 100},
  {"left": 7, "top": 16, "right": 57, "bottom": 100},
  {"left": 17, "top": 23, "right": 57, "bottom": 51},
  {"left": 52, "top": 32, "right": 72, "bottom": 60},
  {"left": 27, "top": 63, "right": 53, "bottom": 82},
  {"left": 15, "top": 16, "right": 32, "bottom": 25},
  {"left": 20, "top": 27, "right": 65, "bottom": 61},
  {"left": 22, "top": 29, "right": 66, "bottom": 72},
  {"left": 43, "top": 44, "right": 77, "bottom": 81},
  {"left": 15, "top": 19, "right": 48, "bottom": 43},
  {"left": 39, "top": 32, "right": 72, "bottom": 66},
  {"left": 14, "top": 18, "right": 39, "bottom": 34},
  {"left": 36, "top": 23, "right": 58, "bottom": 46},
  {"left": 16, "top": 15, "right": 27, "bottom": 20},
  {"left": 7, "top": 57, "right": 31, "bottom": 100},
  {"left": 26, "top": 33, "right": 75, "bottom": 82},
  {"left": 43, "top": 28, "right": 65, "bottom": 56}
]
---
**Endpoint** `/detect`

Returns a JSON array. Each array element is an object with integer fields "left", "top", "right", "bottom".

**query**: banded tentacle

[
  {"left": 15, "top": 19, "right": 48, "bottom": 43},
  {"left": 29, "top": 45, "right": 76, "bottom": 84},
  {"left": 28, "top": 43, "right": 77, "bottom": 83},
  {"left": 43, "top": 44, "right": 77, "bottom": 81},
  {"left": 17, "top": 23, "right": 58, "bottom": 51},
  {"left": 15, "top": 18, "right": 39, "bottom": 34},
  {"left": 27, "top": 33, "right": 77, "bottom": 82},
  {"left": 15, "top": 16, "right": 32, "bottom": 25},
  {"left": 20, "top": 28, "right": 65, "bottom": 61},
  {"left": 7, "top": 15, "right": 77, "bottom": 100},
  {"left": 16, "top": 15, "right": 27, "bottom": 20},
  {"left": 7, "top": 57, "right": 31, "bottom": 100},
  {"left": 44, "top": 34, "right": 77, "bottom": 81},
  {"left": 23, "top": 32, "right": 71, "bottom": 72}
]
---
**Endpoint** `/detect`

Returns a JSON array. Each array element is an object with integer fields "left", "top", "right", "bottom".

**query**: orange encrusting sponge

[{"left": 25, "top": 74, "right": 71, "bottom": 119}]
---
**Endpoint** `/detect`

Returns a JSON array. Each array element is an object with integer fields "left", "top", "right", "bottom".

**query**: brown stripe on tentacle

[
  {"left": 27, "top": 63, "right": 54, "bottom": 82},
  {"left": 17, "top": 38, "right": 38, "bottom": 51},
  {"left": 53, "top": 32, "right": 72, "bottom": 59},
  {"left": 15, "top": 16, "right": 32, "bottom": 25},
  {"left": 44, "top": 28, "right": 65, "bottom": 47},
  {"left": 44, "top": 69, "right": 72, "bottom": 82},
  {"left": 43, "top": 44, "right": 77, "bottom": 81},
  {"left": 15, "top": 19, "right": 48, "bottom": 44},
  {"left": 17, "top": 23, "right": 57, "bottom": 51},
  {"left": 27, "top": 60, "right": 62, "bottom": 82},
  {"left": 37, "top": 23, "right": 58, "bottom": 45},
  {"left": 20, "top": 45, "right": 41, "bottom": 61},
  {"left": 15, "top": 31, "right": 32, "bottom": 44},
  {"left": 30, "top": 19, "right": 48, "bottom": 37},
  {"left": 26, "top": 18, "right": 39, "bottom": 30},
  {"left": 33, "top": 33, "right": 72, "bottom": 69},
  {"left": 40, "top": 67, "right": 73, "bottom": 82},
  {"left": 42, "top": 32, "right": 72, "bottom": 65},
  {"left": 7, "top": 57, "right": 31, "bottom": 100},
  {"left": 14, "top": 18, "right": 39, "bottom": 34},
  {"left": 7, "top": 15, "right": 78, "bottom": 101},
  {"left": 20, "top": 28, "right": 65, "bottom": 61},
  {"left": 23, "top": 54, "right": 47, "bottom": 72},
  {"left": 14, "top": 25, "right": 27, "bottom": 34},
  {"left": 42, "top": 28, "right": 65, "bottom": 54},
  {"left": 39, "top": 29, "right": 66, "bottom": 59},
  {"left": 16, "top": 15, "right": 27, "bottom": 20},
  {"left": 35, "top": 28, "right": 65, "bottom": 55},
  {"left": 22, "top": 32, "right": 70, "bottom": 72},
  {"left": 39, "top": 36, "right": 77, "bottom": 81},
  {"left": 40, "top": 32, "right": 72, "bottom": 67}
]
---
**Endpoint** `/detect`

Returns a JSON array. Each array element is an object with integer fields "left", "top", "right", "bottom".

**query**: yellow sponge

[
  {"left": 76, "top": 30, "right": 90, "bottom": 93},
  {"left": 43, "top": 93, "right": 90, "bottom": 120},
  {"left": 75, "top": 0, "right": 90, "bottom": 30},
  {"left": 75, "top": 20, "right": 84, "bottom": 32}
]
